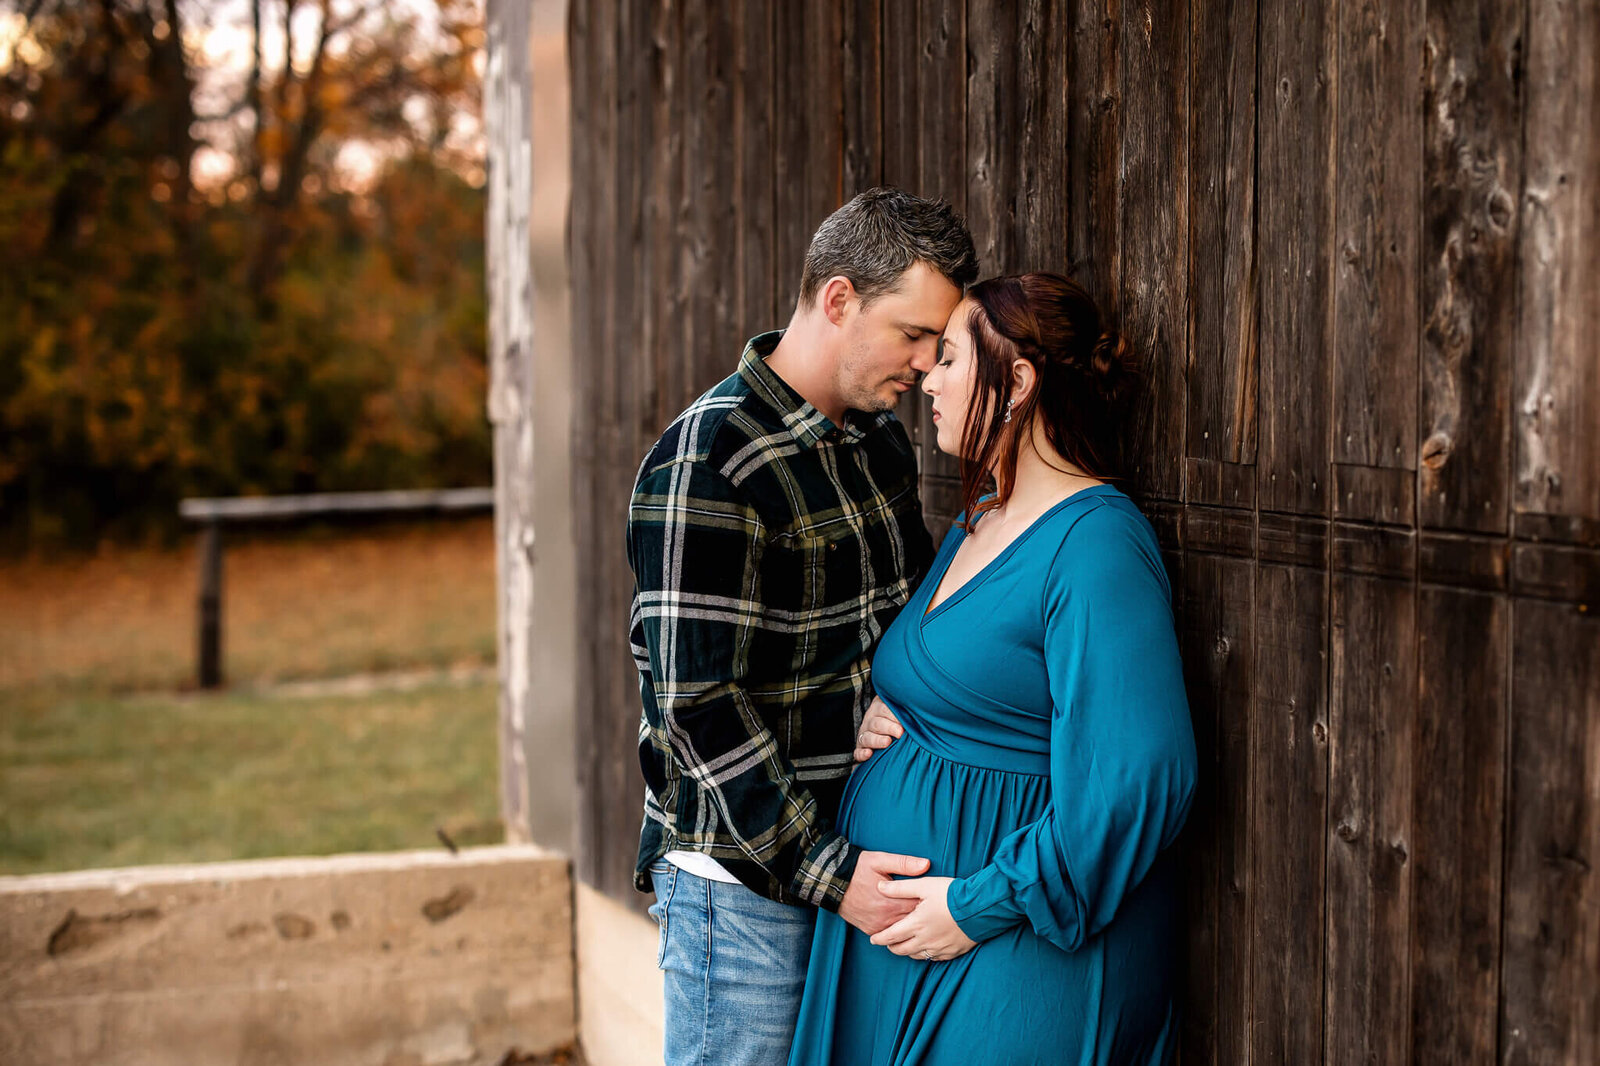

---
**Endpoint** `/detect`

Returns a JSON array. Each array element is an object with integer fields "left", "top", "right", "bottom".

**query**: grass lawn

[
  {"left": 0, "top": 680, "right": 503, "bottom": 875},
  {"left": 0, "top": 518, "right": 504, "bottom": 875}
]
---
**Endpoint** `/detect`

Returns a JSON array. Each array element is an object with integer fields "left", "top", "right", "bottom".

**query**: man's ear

[{"left": 820, "top": 275, "right": 857, "bottom": 327}]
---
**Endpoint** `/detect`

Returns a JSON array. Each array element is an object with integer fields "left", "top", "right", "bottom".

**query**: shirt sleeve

[
  {"left": 628, "top": 457, "right": 860, "bottom": 908},
  {"left": 943, "top": 504, "right": 1198, "bottom": 950}
]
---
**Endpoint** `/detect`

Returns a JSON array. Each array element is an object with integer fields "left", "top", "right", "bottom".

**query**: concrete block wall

[
  {"left": 574, "top": 884, "right": 662, "bottom": 1066},
  {"left": 0, "top": 846, "right": 574, "bottom": 1066}
]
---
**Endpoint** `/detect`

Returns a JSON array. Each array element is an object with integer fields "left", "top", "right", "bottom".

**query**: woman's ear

[{"left": 1011, "top": 358, "right": 1038, "bottom": 409}]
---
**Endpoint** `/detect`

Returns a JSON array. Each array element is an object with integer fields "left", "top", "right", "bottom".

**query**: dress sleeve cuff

[
  {"left": 791, "top": 832, "right": 862, "bottom": 912},
  {"left": 947, "top": 865, "right": 1025, "bottom": 943}
]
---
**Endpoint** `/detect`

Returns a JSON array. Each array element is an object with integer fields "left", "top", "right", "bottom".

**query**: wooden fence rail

[{"left": 177, "top": 488, "right": 494, "bottom": 689}]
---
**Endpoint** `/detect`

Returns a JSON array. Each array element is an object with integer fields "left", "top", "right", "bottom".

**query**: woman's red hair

[{"left": 955, "top": 273, "right": 1141, "bottom": 528}]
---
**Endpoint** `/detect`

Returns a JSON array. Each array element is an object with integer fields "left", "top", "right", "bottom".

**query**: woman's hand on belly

[
  {"left": 868, "top": 877, "right": 978, "bottom": 962},
  {"left": 855, "top": 696, "right": 904, "bottom": 762}
]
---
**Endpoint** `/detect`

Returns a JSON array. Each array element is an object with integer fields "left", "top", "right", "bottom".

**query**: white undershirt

[{"left": 663, "top": 849, "right": 741, "bottom": 883}]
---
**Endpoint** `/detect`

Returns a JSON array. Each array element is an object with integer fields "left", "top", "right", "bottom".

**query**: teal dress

[{"left": 788, "top": 486, "right": 1198, "bottom": 1066}]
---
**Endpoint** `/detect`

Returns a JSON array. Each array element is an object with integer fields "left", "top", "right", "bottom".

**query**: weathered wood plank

[
  {"left": 1325, "top": 571, "right": 1417, "bottom": 1064},
  {"left": 1120, "top": 0, "right": 1188, "bottom": 500},
  {"left": 682, "top": 0, "right": 739, "bottom": 387},
  {"left": 1333, "top": 462, "right": 1416, "bottom": 527},
  {"left": 486, "top": 0, "right": 535, "bottom": 840},
  {"left": 1333, "top": 0, "right": 1422, "bottom": 481},
  {"left": 594, "top": 0, "right": 637, "bottom": 908},
  {"left": 805, "top": 0, "right": 847, "bottom": 240},
  {"left": 842, "top": 0, "right": 882, "bottom": 197},
  {"left": 1256, "top": 0, "right": 1334, "bottom": 514},
  {"left": 915, "top": 0, "right": 966, "bottom": 498},
  {"left": 883, "top": 0, "right": 923, "bottom": 451},
  {"left": 1250, "top": 561, "right": 1329, "bottom": 1065},
  {"left": 736, "top": 1, "right": 777, "bottom": 336},
  {"left": 1514, "top": 0, "right": 1600, "bottom": 521},
  {"left": 1178, "top": 553, "right": 1255, "bottom": 1066},
  {"left": 881, "top": 0, "right": 918, "bottom": 193},
  {"left": 1410, "top": 586, "right": 1507, "bottom": 1064},
  {"left": 915, "top": 0, "right": 966, "bottom": 209},
  {"left": 1187, "top": 0, "right": 1258, "bottom": 477},
  {"left": 613, "top": 0, "right": 648, "bottom": 436},
  {"left": 1067, "top": 0, "right": 1121, "bottom": 312},
  {"left": 1500, "top": 599, "right": 1600, "bottom": 1063},
  {"left": 1419, "top": 0, "right": 1522, "bottom": 533},
  {"left": 567, "top": 0, "right": 601, "bottom": 893},
  {"left": 1012, "top": 0, "right": 1070, "bottom": 273},
  {"left": 772, "top": 2, "right": 813, "bottom": 314},
  {"left": 965, "top": 0, "right": 1018, "bottom": 275}
]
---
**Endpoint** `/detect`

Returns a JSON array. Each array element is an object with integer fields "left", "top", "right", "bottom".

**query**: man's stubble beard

[{"left": 837, "top": 336, "right": 902, "bottom": 416}]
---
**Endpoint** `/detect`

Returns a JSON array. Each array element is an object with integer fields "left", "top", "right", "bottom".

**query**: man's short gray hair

[{"left": 797, "top": 187, "right": 979, "bottom": 308}]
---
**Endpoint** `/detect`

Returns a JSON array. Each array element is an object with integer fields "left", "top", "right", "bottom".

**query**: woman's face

[{"left": 922, "top": 298, "right": 979, "bottom": 457}]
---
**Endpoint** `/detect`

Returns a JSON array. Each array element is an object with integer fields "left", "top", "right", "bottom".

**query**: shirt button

[{"left": 827, "top": 542, "right": 837, "bottom": 551}]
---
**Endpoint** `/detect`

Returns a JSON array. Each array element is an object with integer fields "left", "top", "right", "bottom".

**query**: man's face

[{"left": 835, "top": 261, "right": 963, "bottom": 415}]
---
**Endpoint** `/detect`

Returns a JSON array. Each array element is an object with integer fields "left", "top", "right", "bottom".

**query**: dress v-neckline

[{"left": 921, "top": 485, "right": 1112, "bottom": 624}]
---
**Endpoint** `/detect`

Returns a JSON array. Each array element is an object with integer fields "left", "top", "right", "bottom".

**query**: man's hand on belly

[
  {"left": 839, "top": 851, "right": 931, "bottom": 934},
  {"left": 854, "top": 697, "right": 903, "bottom": 762}
]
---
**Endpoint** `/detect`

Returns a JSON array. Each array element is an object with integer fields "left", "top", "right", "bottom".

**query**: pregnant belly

[{"left": 838, "top": 728, "right": 1052, "bottom": 880}]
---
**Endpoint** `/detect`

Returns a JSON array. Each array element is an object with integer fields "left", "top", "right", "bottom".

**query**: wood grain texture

[
  {"left": 1120, "top": 0, "right": 1188, "bottom": 501},
  {"left": 1419, "top": 0, "right": 1522, "bottom": 533},
  {"left": 915, "top": 0, "right": 965, "bottom": 494},
  {"left": 1257, "top": 0, "right": 1334, "bottom": 515},
  {"left": 485, "top": 0, "right": 534, "bottom": 842},
  {"left": 1178, "top": 553, "right": 1255, "bottom": 1065},
  {"left": 842, "top": 0, "right": 882, "bottom": 197},
  {"left": 1500, "top": 599, "right": 1600, "bottom": 1063},
  {"left": 1012, "top": 0, "right": 1070, "bottom": 273},
  {"left": 555, "top": 0, "right": 1600, "bottom": 1043},
  {"left": 1187, "top": 0, "right": 1258, "bottom": 475},
  {"left": 1067, "top": 0, "right": 1121, "bottom": 312},
  {"left": 1333, "top": 0, "right": 1422, "bottom": 478},
  {"left": 1410, "top": 586, "right": 1507, "bottom": 1064},
  {"left": 1325, "top": 571, "right": 1417, "bottom": 1063},
  {"left": 1250, "top": 561, "right": 1329, "bottom": 1064},
  {"left": 1515, "top": 0, "right": 1600, "bottom": 521},
  {"left": 736, "top": 1, "right": 777, "bottom": 336},
  {"left": 965, "top": 0, "right": 1018, "bottom": 275}
]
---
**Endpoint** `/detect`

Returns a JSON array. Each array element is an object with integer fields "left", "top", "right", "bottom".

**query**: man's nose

[{"left": 910, "top": 342, "right": 937, "bottom": 375}]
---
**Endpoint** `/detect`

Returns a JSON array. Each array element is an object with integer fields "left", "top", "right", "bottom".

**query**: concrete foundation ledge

[{"left": 0, "top": 846, "right": 576, "bottom": 1066}]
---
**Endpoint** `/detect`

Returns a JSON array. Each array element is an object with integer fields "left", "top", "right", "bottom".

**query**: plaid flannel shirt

[{"left": 627, "top": 331, "right": 936, "bottom": 909}]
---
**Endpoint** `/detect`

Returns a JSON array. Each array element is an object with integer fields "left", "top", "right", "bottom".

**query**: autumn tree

[{"left": 0, "top": 0, "right": 489, "bottom": 546}]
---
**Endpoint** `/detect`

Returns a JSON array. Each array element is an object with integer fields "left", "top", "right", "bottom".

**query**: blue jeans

[{"left": 648, "top": 861, "right": 816, "bottom": 1066}]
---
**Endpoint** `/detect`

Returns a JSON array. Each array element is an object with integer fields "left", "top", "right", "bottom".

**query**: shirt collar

[{"left": 737, "top": 331, "right": 896, "bottom": 450}]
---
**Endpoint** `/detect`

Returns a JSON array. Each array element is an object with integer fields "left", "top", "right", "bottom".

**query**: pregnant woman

[{"left": 788, "top": 273, "right": 1198, "bottom": 1065}]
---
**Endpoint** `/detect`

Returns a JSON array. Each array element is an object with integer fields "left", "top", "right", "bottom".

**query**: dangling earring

[{"left": 1004, "top": 398, "right": 1015, "bottom": 424}]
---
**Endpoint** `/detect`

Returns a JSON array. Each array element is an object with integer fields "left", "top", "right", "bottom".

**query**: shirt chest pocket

[{"left": 762, "top": 530, "right": 864, "bottom": 624}]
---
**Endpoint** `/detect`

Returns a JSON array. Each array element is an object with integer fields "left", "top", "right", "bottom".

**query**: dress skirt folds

[{"left": 788, "top": 486, "right": 1198, "bottom": 1066}]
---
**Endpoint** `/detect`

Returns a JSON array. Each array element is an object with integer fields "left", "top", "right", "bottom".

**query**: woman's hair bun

[{"left": 1088, "top": 327, "right": 1136, "bottom": 396}]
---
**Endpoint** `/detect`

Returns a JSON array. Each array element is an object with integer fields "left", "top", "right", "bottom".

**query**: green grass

[{"left": 0, "top": 679, "right": 504, "bottom": 876}]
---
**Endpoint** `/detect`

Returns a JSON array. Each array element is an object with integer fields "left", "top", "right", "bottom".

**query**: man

[{"left": 626, "top": 187, "right": 978, "bottom": 1065}]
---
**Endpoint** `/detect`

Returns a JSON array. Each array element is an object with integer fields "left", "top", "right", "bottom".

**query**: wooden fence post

[{"left": 197, "top": 521, "right": 223, "bottom": 689}]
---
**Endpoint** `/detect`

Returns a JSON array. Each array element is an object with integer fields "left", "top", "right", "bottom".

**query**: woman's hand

[
  {"left": 855, "top": 696, "right": 903, "bottom": 762},
  {"left": 867, "top": 876, "right": 978, "bottom": 962}
]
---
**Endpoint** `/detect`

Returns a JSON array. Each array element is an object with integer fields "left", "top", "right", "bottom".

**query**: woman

[{"left": 788, "top": 273, "right": 1198, "bottom": 1065}]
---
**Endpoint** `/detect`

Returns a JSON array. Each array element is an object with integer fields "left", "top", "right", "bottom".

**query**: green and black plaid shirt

[{"left": 627, "top": 330, "right": 936, "bottom": 909}]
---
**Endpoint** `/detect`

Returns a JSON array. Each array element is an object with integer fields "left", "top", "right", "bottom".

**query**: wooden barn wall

[{"left": 566, "top": 0, "right": 1599, "bottom": 1059}]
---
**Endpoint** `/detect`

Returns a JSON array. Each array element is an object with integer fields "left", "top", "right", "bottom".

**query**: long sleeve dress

[{"left": 787, "top": 485, "right": 1198, "bottom": 1066}]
